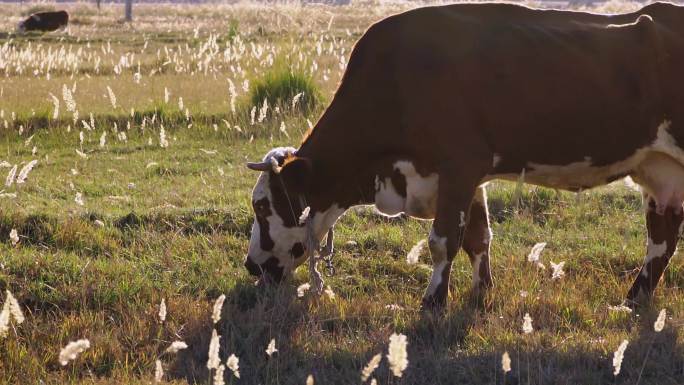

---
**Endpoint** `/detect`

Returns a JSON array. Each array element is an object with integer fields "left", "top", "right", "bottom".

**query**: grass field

[{"left": 2, "top": 1, "right": 684, "bottom": 384}]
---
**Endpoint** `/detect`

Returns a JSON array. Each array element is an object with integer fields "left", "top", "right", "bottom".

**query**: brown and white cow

[{"left": 245, "top": 2, "right": 684, "bottom": 309}]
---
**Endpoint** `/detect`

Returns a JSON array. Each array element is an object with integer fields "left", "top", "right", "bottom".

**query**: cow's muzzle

[{"left": 244, "top": 256, "right": 284, "bottom": 283}]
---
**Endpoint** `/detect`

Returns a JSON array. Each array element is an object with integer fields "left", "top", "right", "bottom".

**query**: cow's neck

[{"left": 297, "top": 105, "right": 375, "bottom": 230}]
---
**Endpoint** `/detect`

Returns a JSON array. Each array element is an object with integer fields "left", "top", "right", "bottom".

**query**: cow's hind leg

[
  {"left": 626, "top": 194, "right": 683, "bottom": 306},
  {"left": 422, "top": 165, "right": 486, "bottom": 311},
  {"left": 462, "top": 185, "right": 493, "bottom": 291}
]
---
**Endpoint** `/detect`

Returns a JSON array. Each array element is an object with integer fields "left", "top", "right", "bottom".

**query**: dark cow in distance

[
  {"left": 244, "top": 2, "right": 684, "bottom": 310},
  {"left": 17, "top": 10, "right": 69, "bottom": 33}
]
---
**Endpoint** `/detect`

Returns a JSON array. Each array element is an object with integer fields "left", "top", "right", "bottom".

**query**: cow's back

[{"left": 320, "top": 3, "right": 678, "bottom": 168}]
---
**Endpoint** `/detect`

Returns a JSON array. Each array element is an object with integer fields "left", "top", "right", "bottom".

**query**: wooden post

[{"left": 125, "top": 0, "right": 133, "bottom": 21}]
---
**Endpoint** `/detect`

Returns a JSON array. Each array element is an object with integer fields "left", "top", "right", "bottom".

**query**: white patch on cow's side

[
  {"left": 470, "top": 252, "right": 485, "bottom": 287},
  {"left": 425, "top": 260, "right": 449, "bottom": 297},
  {"left": 394, "top": 161, "right": 439, "bottom": 219},
  {"left": 374, "top": 161, "right": 439, "bottom": 219},
  {"left": 374, "top": 176, "right": 405, "bottom": 217},
  {"left": 641, "top": 238, "right": 667, "bottom": 278},
  {"left": 493, "top": 154, "right": 501, "bottom": 168},
  {"left": 459, "top": 211, "right": 466, "bottom": 227},
  {"left": 679, "top": 220, "right": 684, "bottom": 237}
]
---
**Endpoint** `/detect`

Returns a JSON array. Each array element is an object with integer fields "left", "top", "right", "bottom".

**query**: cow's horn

[{"left": 246, "top": 162, "right": 272, "bottom": 171}]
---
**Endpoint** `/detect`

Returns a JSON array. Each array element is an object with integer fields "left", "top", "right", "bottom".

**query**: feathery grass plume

[
  {"left": 154, "top": 359, "right": 164, "bottom": 383},
  {"left": 16, "top": 160, "right": 37, "bottom": 184},
  {"left": 297, "top": 283, "right": 311, "bottom": 298},
  {"left": 279, "top": 121, "right": 289, "bottom": 138},
  {"left": 613, "top": 339, "right": 629, "bottom": 376},
  {"left": 226, "top": 354, "right": 240, "bottom": 378},
  {"left": 387, "top": 333, "right": 408, "bottom": 377},
  {"left": 502, "top": 351, "right": 511, "bottom": 373},
  {"left": 207, "top": 329, "right": 221, "bottom": 369},
  {"left": 49, "top": 93, "right": 60, "bottom": 120},
  {"left": 166, "top": 341, "right": 188, "bottom": 354},
  {"left": 250, "top": 106, "right": 256, "bottom": 125},
  {"left": 0, "top": 300, "right": 9, "bottom": 338},
  {"left": 654, "top": 309, "right": 666, "bottom": 332},
  {"left": 82, "top": 120, "right": 93, "bottom": 132},
  {"left": 164, "top": 87, "right": 170, "bottom": 104},
  {"left": 99, "top": 131, "right": 106, "bottom": 148},
  {"left": 79, "top": 131, "right": 85, "bottom": 145},
  {"left": 292, "top": 92, "right": 304, "bottom": 109},
  {"left": 370, "top": 379, "right": 377, "bottom": 385},
  {"left": 212, "top": 294, "right": 226, "bottom": 324},
  {"left": 527, "top": 242, "right": 547, "bottom": 269},
  {"left": 178, "top": 97, "right": 184, "bottom": 112},
  {"left": 299, "top": 207, "right": 310, "bottom": 225},
  {"left": 306, "top": 375, "right": 314, "bottom": 385},
  {"left": 550, "top": 261, "right": 565, "bottom": 280},
  {"left": 106, "top": 86, "right": 117, "bottom": 109},
  {"left": 159, "top": 126, "right": 169, "bottom": 148},
  {"left": 406, "top": 239, "right": 426, "bottom": 265},
  {"left": 59, "top": 339, "right": 90, "bottom": 365},
  {"left": 228, "top": 79, "right": 237, "bottom": 114},
  {"left": 324, "top": 286, "right": 336, "bottom": 300},
  {"left": 75, "top": 192, "right": 85, "bottom": 206},
  {"left": 5, "top": 164, "right": 17, "bottom": 187},
  {"left": 5, "top": 291, "right": 24, "bottom": 324},
  {"left": 361, "top": 353, "right": 382, "bottom": 381},
  {"left": 9, "top": 229, "right": 19, "bottom": 246},
  {"left": 62, "top": 84, "right": 77, "bottom": 113},
  {"left": 257, "top": 99, "right": 268, "bottom": 123},
  {"left": 266, "top": 339, "right": 277, "bottom": 357},
  {"left": 608, "top": 305, "right": 633, "bottom": 313},
  {"left": 522, "top": 313, "right": 533, "bottom": 334},
  {"left": 75, "top": 149, "right": 88, "bottom": 159},
  {"left": 158, "top": 299, "right": 166, "bottom": 323},
  {"left": 214, "top": 364, "right": 225, "bottom": 385}
]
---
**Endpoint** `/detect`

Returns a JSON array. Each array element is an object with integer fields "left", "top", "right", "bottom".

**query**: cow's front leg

[
  {"left": 462, "top": 185, "right": 493, "bottom": 291},
  {"left": 421, "top": 167, "right": 484, "bottom": 311},
  {"left": 626, "top": 194, "right": 683, "bottom": 306}
]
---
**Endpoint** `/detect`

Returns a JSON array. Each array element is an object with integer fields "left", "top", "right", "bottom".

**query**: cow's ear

[{"left": 280, "top": 156, "right": 312, "bottom": 194}]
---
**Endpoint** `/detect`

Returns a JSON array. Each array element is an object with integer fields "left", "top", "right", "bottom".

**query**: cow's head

[
  {"left": 244, "top": 147, "right": 314, "bottom": 283},
  {"left": 16, "top": 21, "right": 25, "bottom": 34}
]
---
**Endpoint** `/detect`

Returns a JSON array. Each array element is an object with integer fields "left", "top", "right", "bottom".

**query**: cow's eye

[{"left": 253, "top": 200, "right": 269, "bottom": 215}]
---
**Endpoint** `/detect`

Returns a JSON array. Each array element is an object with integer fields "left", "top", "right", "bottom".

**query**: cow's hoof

[{"left": 420, "top": 295, "right": 446, "bottom": 313}]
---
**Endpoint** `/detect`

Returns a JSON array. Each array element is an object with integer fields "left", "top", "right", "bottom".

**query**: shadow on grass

[{"left": 167, "top": 281, "right": 684, "bottom": 385}]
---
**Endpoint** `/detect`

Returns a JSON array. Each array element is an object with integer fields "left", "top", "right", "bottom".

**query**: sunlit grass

[{"left": 1, "top": 1, "right": 682, "bottom": 384}]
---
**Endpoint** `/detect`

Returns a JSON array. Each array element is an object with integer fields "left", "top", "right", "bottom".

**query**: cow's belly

[
  {"left": 375, "top": 161, "right": 438, "bottom": 219},
  {"left": 490, "top": 156, "right": 640, "bottom": 191},
  {"left": 490, "top": 121, "right": 684, "bottom": 211}
]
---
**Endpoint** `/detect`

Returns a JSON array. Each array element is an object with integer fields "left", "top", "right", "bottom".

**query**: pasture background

[{"left": 2, "top": 1, "right": 684, "bottom": 384}]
